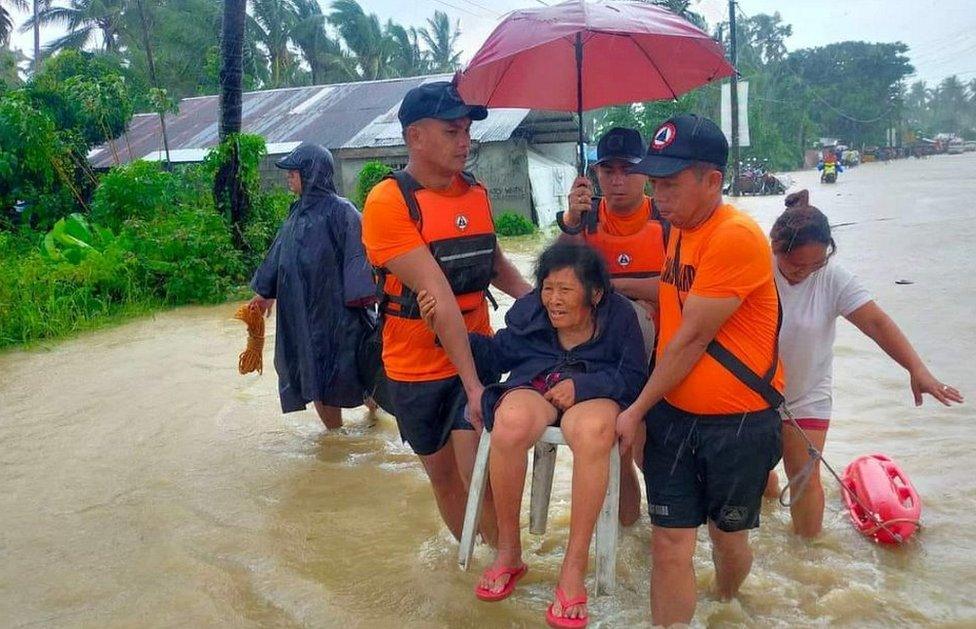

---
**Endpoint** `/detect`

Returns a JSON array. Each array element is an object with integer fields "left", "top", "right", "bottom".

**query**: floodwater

[{"left": 2, "top": 153, "right": 975, "bottom": 627}]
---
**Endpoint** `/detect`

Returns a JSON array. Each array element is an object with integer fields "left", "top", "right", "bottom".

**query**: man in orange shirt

[
  {"left": 362, "top": 82, "right": 532, "bottom": 543},
  {"left": 615, "top": 115, "right": 784, "bottom": 627},
  {"left": 558, "top": 126, "right": 670, "bottom": 526}
]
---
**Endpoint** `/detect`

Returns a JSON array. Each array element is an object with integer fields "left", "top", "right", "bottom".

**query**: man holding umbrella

[
  {"left": 616, "top": 115, "right": 783, "bottom": 626},
  {"left": 558, "top": 126, "right": 670, "bottom": 527},
  {"left": 361, "top": 82, "right": 532, "bottom": 545}
]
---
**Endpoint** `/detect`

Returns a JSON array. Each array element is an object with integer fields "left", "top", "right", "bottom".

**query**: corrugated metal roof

[
  {"left": 89, "top": 74, "right": 537, "bottom": 168},
  {"left": 343, "top": 105, "right": 531, "bottom": 149}
]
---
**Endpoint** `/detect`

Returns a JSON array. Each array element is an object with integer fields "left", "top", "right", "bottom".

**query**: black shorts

[
  {"left": 642, "top": 400, "right": 782, "bottom": 532},
  {"left": 387, "top": 376, "right": 473, "bottom": 456}
]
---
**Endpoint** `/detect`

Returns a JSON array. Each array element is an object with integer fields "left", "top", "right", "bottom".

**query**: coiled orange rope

[{"left": 234, "top": 304, "right": 265, "bottom": 375}]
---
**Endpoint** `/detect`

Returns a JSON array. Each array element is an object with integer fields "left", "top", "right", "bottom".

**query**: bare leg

[
  {"left": 764, "top": 469, "right": 780, "bottom": 499},
  {"left": 651, "top": 526, "right": 698, "bottom": 626},
  {"left": 453, "top": 428, "right": 498, "bottom": 546},
  {"left": 313, "top": 402, "right": 342, "bottom": 430},
  {"left": 417, "top": 436, "right": 472, "bottom": 541},
  {"left": 783, "top": 424, "right": 828, "bottom": 537},
  {"left": 549, "top": 399, "right": 618, "bottom": 621},
  {"left": 619, "top": 452, "right": 642, "bottom": 527},
  {"left": 618, "top": 419, "right": 645, "bottom": 526},
  {"left": 707, "top": 522, "right": 753, "bottom": 599},
  {"left": 363, "top": 397, "right": 378, "bottom": 427},
  {"left": 478, "top": 390, "right": 554, "bottom": 595}
]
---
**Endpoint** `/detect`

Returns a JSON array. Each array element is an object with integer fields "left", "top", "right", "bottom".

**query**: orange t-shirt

[
  {"left": 595, "top": 196, "right": 651, "bottom": 236},
  {"left": 361, "top": 175, "right": 492, "bottom": 382},
  {"left": 656, "top": 203, "right": 784, "bottom": 414}
]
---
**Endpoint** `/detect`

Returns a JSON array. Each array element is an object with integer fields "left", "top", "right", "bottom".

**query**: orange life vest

[
  {"left": 580, "top": 197, "right": 670, "bottom": 278},
  {"left": 375, "top": 170, "right": 497, "bottom": 319}
]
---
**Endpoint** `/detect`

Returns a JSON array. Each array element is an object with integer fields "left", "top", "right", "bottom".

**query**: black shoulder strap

[
  {"left": 673, "top": 231, "right": 784, "bottom": 409},
  {"left": 385, "top": 170, "right": 424, "bottom": 223},
  {"left": 650, "top": 198, "right": 672, "bottom": 250}
]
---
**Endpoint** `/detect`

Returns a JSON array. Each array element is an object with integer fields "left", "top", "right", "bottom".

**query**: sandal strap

[
  {"left": 482, "top": 564, "right": 525, "bottom": 581},
  {"left": 555, "top": 585, "right": 588, "bottom": 610}
]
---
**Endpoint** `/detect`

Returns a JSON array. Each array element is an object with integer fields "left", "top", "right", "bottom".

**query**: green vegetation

[
  {"left": 0, "top": 133, "right": 290, "bottom": 350},
  {"left": 353, "top": 161, "right": 391, "bottom": 209},
  {"left": 599, "top": 6, "right": 975, "bottom": 169},
  {"left": 495, "top": 211, "right": 536, "bottom": 237},
  {"left": 10, "top": 0, "right": 464, "bottom": 99},
  {"left": 3, "top": 0, "right": 976, "bottom": 351}
]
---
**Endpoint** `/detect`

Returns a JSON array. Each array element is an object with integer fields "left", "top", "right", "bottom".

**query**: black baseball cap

[
  {"left": 630, "top": 114, "right": 728, "bottom": 177},
  {"left": 398, "top": 81, "right": 488, "bottom": 128},
  {"left": 594, "top": 127, "right": 645, "bottom": 166}
]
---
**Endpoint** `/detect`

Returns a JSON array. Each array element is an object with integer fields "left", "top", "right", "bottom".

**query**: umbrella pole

[{"left": 575, "top": 32, "right": 585, "bottom": 177}]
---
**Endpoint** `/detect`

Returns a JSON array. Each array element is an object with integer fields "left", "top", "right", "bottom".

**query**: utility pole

[{"left": 728, "top": 0, "right": 740, "bottom": 195}]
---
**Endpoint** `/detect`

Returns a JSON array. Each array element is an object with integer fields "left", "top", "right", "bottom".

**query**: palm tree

[
  {"left": 1, "top": 0, "right": 28, "bottom": 47},
  {"left": 21, "top": 0, "right": 126, "bottom": 53},
  {"left": 216, "top": 0, "right": 249, "bottom": 248},
  {"left": 291, "top": 0, "right": 355, "bottom": 84},
  {"left": 249, "top": 0, "right": 298, "bottom": 88},
  {"left": 387, "top": 21, "right": 427, "bottom": 77},
  {"left": 328, "top": 0, "right": 394, "bottom": 80},
  {"left": 419, "top": 10, "right": 459, "bottom": 73}
]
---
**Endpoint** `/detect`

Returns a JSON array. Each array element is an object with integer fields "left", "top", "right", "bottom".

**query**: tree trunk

[
  {"left": 32, "top": 0, "right": 40, "bottom": 73},
  {"left": 218, "top": 0, "right": 245, "bottom": 139},
  {"left": 134, "top": 0, "right": 171, "bottom": 168},
  {"left": 215, "top": 0, "right": 249, "bottom": 250}
]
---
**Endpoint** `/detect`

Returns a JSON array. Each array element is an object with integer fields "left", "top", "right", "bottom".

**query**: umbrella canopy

[{"left": 456, "top": 0, "right": 735, "bottom": 172}]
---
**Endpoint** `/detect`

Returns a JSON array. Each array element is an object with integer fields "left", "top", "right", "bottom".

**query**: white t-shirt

[{"left": 775, "top": 261, "right": 872, "bottom": 419}]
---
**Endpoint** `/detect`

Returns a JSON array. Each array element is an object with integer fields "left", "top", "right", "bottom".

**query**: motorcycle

[
  {"left": 725, "top": 158, "right": 787, "bottom": 195},
  {"left": 820, "top": 160, "right": 838, "bottom": 184}
]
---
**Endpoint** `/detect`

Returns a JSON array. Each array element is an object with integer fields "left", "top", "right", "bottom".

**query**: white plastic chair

[{"left": 457, "top": 425, "right": 620, "bottom": 595}]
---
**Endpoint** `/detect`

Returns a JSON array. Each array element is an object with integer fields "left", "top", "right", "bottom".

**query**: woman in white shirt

[{"left": 766, "top": 190, "right": 963, "bottom": 538}]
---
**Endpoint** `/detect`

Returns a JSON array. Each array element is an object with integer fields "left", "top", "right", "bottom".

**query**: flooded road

[{"left": 2, "top": 154, "right": 975, "bottom": 627}]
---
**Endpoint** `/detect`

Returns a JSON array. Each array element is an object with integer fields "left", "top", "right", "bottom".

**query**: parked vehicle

[{"left": 725, "top": 158, "right": 787, "bottom": 195}]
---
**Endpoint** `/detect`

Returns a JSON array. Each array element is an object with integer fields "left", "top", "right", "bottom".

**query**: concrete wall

[
  {"left": 469, "top": 140, "right": 532, "bottom": 219},
  {"left": 532, "top": 142, "right": 579, "bottom": 168},
  {"left": 335, "top": 147, "right": 409, "bottom": 202}
]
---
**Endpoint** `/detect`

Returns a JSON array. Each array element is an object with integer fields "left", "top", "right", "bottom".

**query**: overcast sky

[{"left": 8, "top": 0, "right": 976, "bottom": 86}]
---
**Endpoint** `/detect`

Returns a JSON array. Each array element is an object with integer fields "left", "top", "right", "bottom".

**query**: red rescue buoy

[{"left": 841, "top": 454, "right": 922, "bottom": 544}]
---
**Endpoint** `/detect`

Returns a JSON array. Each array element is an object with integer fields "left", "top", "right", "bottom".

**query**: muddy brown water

[{"left": 2, "top": 154, "right": 975, "bottom": 627}]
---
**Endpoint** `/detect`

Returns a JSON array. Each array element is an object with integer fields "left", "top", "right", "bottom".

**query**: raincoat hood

[{"left": 275, "top": 142, "right": 338, "bottom": 202}]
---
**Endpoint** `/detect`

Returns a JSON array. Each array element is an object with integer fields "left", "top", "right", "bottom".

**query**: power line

[
  {"left": 457, "top": 0, "right": 502, "bottom": 18},
  {"left": 429, "top": 0, "right": 494, "bottom": 19}
]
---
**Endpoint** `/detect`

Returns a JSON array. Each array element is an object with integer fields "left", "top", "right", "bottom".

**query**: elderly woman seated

[{"left": 418, "top": 242, "right": 646, "bottom": 628}]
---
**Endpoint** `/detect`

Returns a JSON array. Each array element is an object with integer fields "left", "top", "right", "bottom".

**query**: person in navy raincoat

[{"left": 249, "top": 143, "right": 376, "bottom": 428}]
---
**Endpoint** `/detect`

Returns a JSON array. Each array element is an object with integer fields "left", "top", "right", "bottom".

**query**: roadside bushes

[
  {"left": 353, "top": 161, "right": 391, "bottom": 209},
  {"left": 0, "top": 134, "right": 293, "bottom": 350},
  {"left": 495, "top": 211, "right": 536, "bottom": 237}
]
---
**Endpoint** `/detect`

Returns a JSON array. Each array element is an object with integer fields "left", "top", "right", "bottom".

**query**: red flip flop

[
  {"left": 474, "top": 564, "right": 528, "bottom": 602},
  {"left": 546, "top": 586, "right": 588, "bottom": 628}
]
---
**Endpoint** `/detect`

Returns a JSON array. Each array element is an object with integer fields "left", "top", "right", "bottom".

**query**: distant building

[{"left": 89, "top": 74, "right": 581, "bottom": 225}]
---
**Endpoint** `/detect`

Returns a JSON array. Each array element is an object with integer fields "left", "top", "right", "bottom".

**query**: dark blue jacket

[
  {"left": 471, "top": 290, "right": 648, "bottom": 428},
  {"left": 250, "top": 144, "right": 375, "bottom": 412}
]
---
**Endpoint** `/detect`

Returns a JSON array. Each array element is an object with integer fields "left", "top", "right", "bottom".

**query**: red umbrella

[{"left": 456, "top": 0, "right": 735, "bottom": 173}]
